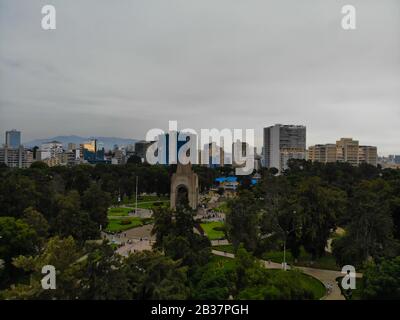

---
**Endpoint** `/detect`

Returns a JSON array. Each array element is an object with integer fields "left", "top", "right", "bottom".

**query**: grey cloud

[{"left": 0, "top": 0, "right": 399, "bottom": 154}]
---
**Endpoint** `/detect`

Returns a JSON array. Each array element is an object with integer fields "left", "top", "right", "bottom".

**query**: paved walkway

[
  {"left": 212, "top": 250, "right": 362, "bottom": 300},
  {"left": 103, "top": 224, "right": 155, "bottom": 256},
  {"left": 107, "top": 222, "right": 358, "bottom": 300},
  {"left": 210, "top": 239, "right": 229, "bottom": 246},
  {"left": 117, "top": 239, "right": 154, "bottom": 256}
]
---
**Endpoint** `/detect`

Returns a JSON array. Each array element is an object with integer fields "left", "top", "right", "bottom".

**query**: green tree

[
  {"left": 333, "top": 179, "right": 399, "bottom": 267},
  {"left": 0, "top": 217, "right": 38, "bottom": 279},
  {"left": 53, "top": 191, "right": 99, "bottom": 242},
  {"left": 81, "top": 183, "right": 111, "bottom": 228},
  {"left": 124, "top": 251, "right": 189, "bottom": 300},
  {"left": 233, "top": 246, "right": 316, "bottom": 300},
  {"left": 235, "top": 245, "right": 259, "bottom": 291},
  {"left": 22, "top": 207, "right": 49, "bottom": 244},
  {"left": 0, "top": 175, "right": 38, "bottom": 218},
  {"left": 127, "top": 154, "right": 142, "bottom": 164},
  {"left": 30, "top": 161, "right": 49, "bottom": 170},
  {"left": 152, "top": 204, "right": 211, "bottom": 271},
  {"left": 361, "top": 257, "right": 400, "bottom": 299},
  {"left": 259, "top": 175, "right": 301, "bottom": 258},
  {"left": 226, "top": 190, "right": 261, "bottom": 252},
  {"left": 297, "top": 177, "right": 346, "bottom": 259},
  {"left": 151, "top": 206, "right": 173, "bottom": 248},
  {"left": 191, "top": 270, "right": 230, "bottom": 299},
  {"left": 2, "top": 236, "right": 83, "bottom": 300},
  {"left": 79, "top": 242, "right": 129, "bottom": 300}
]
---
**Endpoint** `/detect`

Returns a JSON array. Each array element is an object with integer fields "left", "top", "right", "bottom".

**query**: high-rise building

[
  {"left": 309, "top": 138, "right": 378, "bottom": 167},
  {"left": 200, "top": 142, "right": 225, "bottom": 167},
  {"left": 232, "top": 140, "right": 256, "bottom": 171},
  {"left": 336, "top": 138, "right": 359, "bottom": 166},
  {"left": 79, "top": 139, "right": 107, "bottom": 164},
  {"left": 5, "top": 130, "right": 21, "bottom": 148},
  {"left": 0, "top": 145, "right": 33, "bottom": 168},
  {"left": 1, "top": 130, "right": 32, "bottom": 168},
  {"left": 65, "top": 150, "right": 79, "bottom": 166},
  {"left": 39, "top": 141, "right": 64, "bottom": 160},
  {"left": 359, "top": 146, "right": 378, "bottom": 166},
  {"left": 67, "top": 143, "right": 77, "bottom": 151},
  {"left": 111, "top": 149, "right": 126, "bottom": 165},
  {"left": 134, "top": 140, "right": 153, "bottom": 162},
  {"left": 263, "top": 124, "right": 306, "bottom": 172},
  {"left": 149, "top": 132, "right": 197, "bottom": 165},
  {"left": 308, "top": 144, "right": 337, "bottom": 163}
]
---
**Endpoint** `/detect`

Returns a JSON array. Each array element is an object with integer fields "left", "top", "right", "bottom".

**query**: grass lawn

[
  {"left": 295, "top": 253, "right": 338, "bottom": 271},
  {"left": 213, "top": 244, "right": 235, "bottom": 253},
  {"left": 107, "top": 207, "right": 134, "bottom": 216},
  {"left": 262, "top": 247, "right": 339, "bottom": 271},
  {"left": 209, "top": 255, "right": 325, "bottom": 300},
  {"left": 105, "top": 217, "right": 143, "bottom": 232},
  {"left": 122, "top": 195, "right": 169, "bottom": 205},
  {"left": 209, "top": 255, "right": 237, "bottom": 270},
  {"left": 296, "top": 271, "right": 326, "bottom": 299},
  {"left": 263, "top": 269, "right": 326, "bottom": 300},
  {"left": 263, "top": 250, "right": 295, "bottom": 265},
  {"left": 201, "top": 221, "right": 225, "bottom": 240},
  {"left": 109, "top": 200, "right": 169, "bottom": 217},
  {"left": 136, "top": 200, "right": 170, "bottom": 209}
]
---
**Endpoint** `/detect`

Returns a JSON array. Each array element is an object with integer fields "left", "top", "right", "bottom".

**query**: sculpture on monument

[{"left": 170, "top": 163, "right": 199, "bottom": 210}]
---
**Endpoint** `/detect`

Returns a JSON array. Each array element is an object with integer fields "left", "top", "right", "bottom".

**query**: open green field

[
  {"left": 136, "top": 200, "right": 170, "bottom": 209},
  {"left": 139, "top": 195, "right": 169, "bottom": 201},
  {"left": 107, "top": 207, "right": 133, "bottom": 217},
  {"left": 292, "top": 271, "right": 326, "bottom": 299},
  {"left": 106, "top": 217, "right": 149, "bottom": 232},
  {"left": 200, "top": 221, "right": 225, "bottom": 240},
  {"left": 213, "top": 244, "right": 235, "bottom": 253},
  {"left": 108, "top": 198, "right": 170, "bottom": 217},
  {"left": 107, "top": 198, "right": 164, "bottom": 232},
  {"left": 122, "top": 195, "right": 169, "bottom": 205},
  {"left": 262, "top": 247, "right": 339, "bottom": 271},
  {"left": 213, "top": 245, "right": 338, "bottom": 271},
  {"left": 209, "top": 256, "right": 325, "bottom": 300}
]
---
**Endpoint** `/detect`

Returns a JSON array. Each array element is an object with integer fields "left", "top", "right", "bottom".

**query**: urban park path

[
  {"left": 212, "top": 249, "right": 362, "bottom": 300},
  {"left": 106, "top": 221, "right": 360, "bottom": 301}
]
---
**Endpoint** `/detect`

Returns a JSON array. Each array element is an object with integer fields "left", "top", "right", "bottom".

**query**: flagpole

[{"left": 135, "top": 176, "right": 138, "bottom": 214}]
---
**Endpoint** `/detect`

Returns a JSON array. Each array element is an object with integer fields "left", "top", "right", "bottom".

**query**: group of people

[{"left": 203, "top": 210, "right": 224, "bottom": 221}]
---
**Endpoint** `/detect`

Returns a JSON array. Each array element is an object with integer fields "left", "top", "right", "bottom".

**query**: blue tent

[
  {"left": 215, "top": 176, "right": 258, "bottom": 185},
  {"left": 215, "top": 176, "right": 238, "bottom": 183}
]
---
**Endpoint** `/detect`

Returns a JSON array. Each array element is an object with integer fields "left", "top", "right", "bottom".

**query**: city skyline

[
  {"left": 0, "top": 126, "right": 397, "bottom": 158},
  {"left": 1, "top": 0, "right": 399, "bottom": 155}
]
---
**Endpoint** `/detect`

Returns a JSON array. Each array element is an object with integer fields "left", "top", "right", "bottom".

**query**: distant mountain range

[{"left": 24, "top": 135, "right": 138, "bottom": 151}]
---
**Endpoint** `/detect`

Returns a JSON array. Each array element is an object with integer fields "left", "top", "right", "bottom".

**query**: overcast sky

[{"left": 0, "top": 0, "right": 399, "bottom": 155}]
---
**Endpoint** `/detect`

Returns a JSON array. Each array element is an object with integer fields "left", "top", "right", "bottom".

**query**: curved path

[
  {"left": 212, "top": 250, "right": 362, "bottom": 300},
  {"left": 106, "top": 221, "right": 360, "bottom": 300}
]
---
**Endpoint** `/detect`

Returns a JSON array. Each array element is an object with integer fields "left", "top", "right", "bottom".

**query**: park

[
  {"left": 0, "top": 159, "right": 398, "bottom": 300},
  {"left": 97, "top": 163, "right": 356, "bottom": 300}
]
